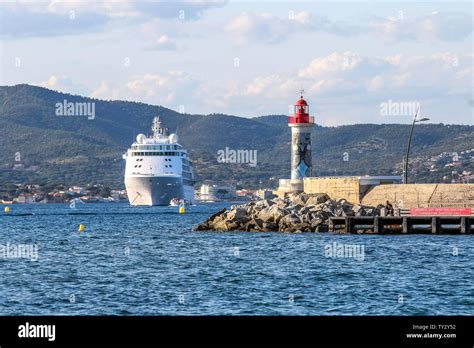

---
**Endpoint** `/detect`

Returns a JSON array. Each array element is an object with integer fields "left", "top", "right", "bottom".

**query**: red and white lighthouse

[{"left": 288, "top": 91, "right": 315, "bottom": 192}]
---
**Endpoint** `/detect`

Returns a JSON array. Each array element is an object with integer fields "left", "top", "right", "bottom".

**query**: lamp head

[{"left": 415, "top": 117, "right": 430, "bottom": 122}]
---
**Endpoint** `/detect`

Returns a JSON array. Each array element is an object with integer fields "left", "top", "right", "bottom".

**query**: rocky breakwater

[{"left": 195, "top": 193, "right": 382, "bottom": 233}]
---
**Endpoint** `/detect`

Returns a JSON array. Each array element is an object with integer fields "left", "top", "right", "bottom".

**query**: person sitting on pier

[{"left": 385, "top": 200, "right": 394, "bottom": 216}]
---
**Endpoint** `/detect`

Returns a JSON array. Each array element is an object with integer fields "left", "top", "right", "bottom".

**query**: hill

[{"left": 0, "top": 84, "right": 472, "bottom": 190}]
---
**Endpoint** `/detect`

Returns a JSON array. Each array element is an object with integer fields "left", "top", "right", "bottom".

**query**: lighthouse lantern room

[{"left": 289, "top": 97, "right": 311, "bottom": 124}]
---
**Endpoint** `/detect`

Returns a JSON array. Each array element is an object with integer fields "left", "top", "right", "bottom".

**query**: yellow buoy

[
  {"left": 4, "top": 206, "right": 11, "bottom": 213},
  {"left": 179, "top": 206, "right": 185, "bottom": 214},
  {"left": 78, "top": 224, "right": 85, "bottom": 232}
]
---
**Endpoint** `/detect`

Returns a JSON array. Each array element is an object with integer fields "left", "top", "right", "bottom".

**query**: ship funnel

[{"left": 152, "top": 116, "right": 168, "bottom": 139}]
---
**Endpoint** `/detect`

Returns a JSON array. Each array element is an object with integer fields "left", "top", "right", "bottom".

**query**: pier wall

[
  {"left": 304, "top": 177, "right": 360, "bottom": 204},
  {"left": 303, "top": 177, "right": 474, "bottom": 208},
  {"left": 361, "top": 184, "right": 474, "bottom": 208}
]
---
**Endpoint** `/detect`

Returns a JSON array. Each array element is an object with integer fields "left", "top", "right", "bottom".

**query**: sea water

[{"left": 0, "top": 203, "right": 472, "bottom": 315}]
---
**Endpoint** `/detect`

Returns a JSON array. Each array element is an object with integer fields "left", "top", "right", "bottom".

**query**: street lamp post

[{"left": 403, "top": 110, "right": 429, "bottom": 184}]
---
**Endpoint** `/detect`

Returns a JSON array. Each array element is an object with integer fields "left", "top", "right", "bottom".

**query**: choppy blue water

[{"left": 0, "top": 203, "right": 472, "bottom": 315}]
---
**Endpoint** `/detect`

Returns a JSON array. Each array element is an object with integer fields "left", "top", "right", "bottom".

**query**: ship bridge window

[{"left": 132, "top": 151, "right": 181, "bottom": 156}]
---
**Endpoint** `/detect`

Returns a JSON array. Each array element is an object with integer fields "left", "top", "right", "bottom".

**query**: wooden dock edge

[{"left": 328, "top": 216, "right": 472, "bottom": 234}]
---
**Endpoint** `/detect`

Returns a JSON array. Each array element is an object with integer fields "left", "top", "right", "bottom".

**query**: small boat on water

[
  {"left": 169, "top": 198, "right": 190, "bottom": 206},
  {"left": 169, "top": 198, "right": 180, "bottom": 206}
]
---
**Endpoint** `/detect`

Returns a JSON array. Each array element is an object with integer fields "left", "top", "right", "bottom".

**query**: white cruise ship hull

[
  {"left": 123, "top": 117, "right": 195, "bottom": 206},
  {"left": 125, "top": 175, "right": 194, "bottom": 206}
]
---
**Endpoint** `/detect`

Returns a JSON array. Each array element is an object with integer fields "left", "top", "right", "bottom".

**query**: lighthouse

[{"left": 288, "top": 91, "right": 315, "bottom": 193}]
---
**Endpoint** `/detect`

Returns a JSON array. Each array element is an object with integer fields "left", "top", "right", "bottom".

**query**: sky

[{"left": 0, "top": 0, "right": 473, "bottom": 125}]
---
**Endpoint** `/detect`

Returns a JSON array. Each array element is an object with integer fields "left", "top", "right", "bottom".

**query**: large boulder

[
  {"left": 278, "top": 213, "right": 302, "bottom": 230},
  {"left": 194, "top": 208, "right": 227, "bottom": 231},
  {"left": 253, "top": 199, "right": 274, "bottom": 212},
  {"left": 306, "top": 193, "right": 330, "bottom": 205},
  {"left": 257, "top": 204, "right": 287, "bottom": 224},
  {"left": 256, "top": 206, "right": 274, "bottom": 222},
  {"left": 288, "top": 192, "right": 310, "bottom": 206},
  {"left": 243, "top": 218, "right": 265, "bottom": 232},
  {"left": 274, "top": 198, "right": 290, "bottom": 209},
  {"left": 286, "top": 204, "right": 304, "bottom": 214},
  {"left": 262, "top": 221, "right": 278, "bottom": 232},
  {"left": 226, "top": 207, "right": 250, "bottom": 223},
  {"left": 212, "top": 217, "right": 230, "bottom": 231}
]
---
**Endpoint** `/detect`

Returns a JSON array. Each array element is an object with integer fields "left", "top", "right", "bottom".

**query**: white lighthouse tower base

[{"left": 289, "top": 123, "right": 313, "bottom": 193}]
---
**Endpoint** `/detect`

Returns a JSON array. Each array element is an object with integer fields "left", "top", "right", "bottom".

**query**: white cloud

[
  {"left": 369, "top": 12, "right": 473, "bottom": 42},
  {"left": 367, "top": 75, "right": 384, "bottom": 92},
  {"left": 225, "top": 11, "right": 358, "bottom": 45},
  {"left": 91, "top": 81, "right": 121, "bottom": 100},
  {"left": 125, "top": 72, "right": 200, "bottom": 106},
  {"left": 41, "top": 75, "right": 64, "bottom": 89},
  {"left": 224, "top": 10, "right": 472, "bottom": 46},
  {"left": 132, "top": 0, "right": 227, "bottom": 20},
  {"left": 145, "top": 34, "right": 178, "bottom": 50},
  {"left": 66, "top": 72, "right": 200, "bottom": 107},
  {"left": 196, "top": 51, "right": 472, "bottom": 122},
  {"left": 297, "top": 52, "right": 364, "bottom": 78},
  {"left": 0, "top": 0, "right": 227, "bottom": 38},
  {"left": 139, "top": 20, "right": 183, "bottom": 50},
  {"left": 39, "top": 75, "right": 89, "bottom": 95},
  {"left": 44, "top": 0, "right": 138, "bottom": 18},
  {"left": 5, "top": 0, "right": 226, "bottom": 18},
  {"left": 36, "top": 51, "right": 472, "bottom": 125}
]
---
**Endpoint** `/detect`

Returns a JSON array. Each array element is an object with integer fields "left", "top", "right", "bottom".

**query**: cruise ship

[{"left": 123, "top": 117, "right": 195, "bottom": 206}]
